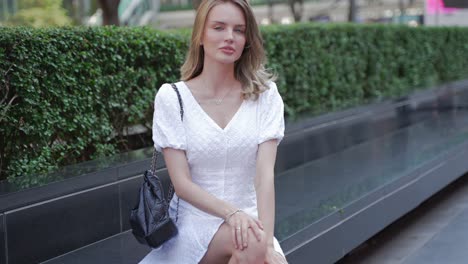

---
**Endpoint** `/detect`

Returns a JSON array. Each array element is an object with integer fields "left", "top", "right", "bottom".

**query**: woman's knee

[
  {"left": 200, "top": 224, "right": 234, "bottom": 264},
  {"left": 232, "top": 228, "right": 267, "bottom": 264}
]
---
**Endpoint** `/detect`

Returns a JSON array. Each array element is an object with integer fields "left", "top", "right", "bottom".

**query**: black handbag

[{"left": 130, "top": 83, "right": 184, "bottom": 248}]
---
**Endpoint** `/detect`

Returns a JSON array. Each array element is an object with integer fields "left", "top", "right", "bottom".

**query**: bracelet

[{"left": 224, "top": 209, "right": 242, "bottom": 223}]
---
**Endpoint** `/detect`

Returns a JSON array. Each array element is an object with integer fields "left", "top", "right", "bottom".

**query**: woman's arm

[
  {"left": 255, "top": 139, "right": 278, "bottom": 247},
  {"left": 256, "top": 139, "right": 288, "bottom": 263},
  {"left": 163, "top": 148, "right": 236, "bottom": 219},
  {"left": 162, "top": 147, "right": 264, "bottom": 249}
]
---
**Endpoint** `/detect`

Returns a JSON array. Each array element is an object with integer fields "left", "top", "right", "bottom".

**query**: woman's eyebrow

[{"left": 210, "top": 21, "right": 246, "bottom": 27}]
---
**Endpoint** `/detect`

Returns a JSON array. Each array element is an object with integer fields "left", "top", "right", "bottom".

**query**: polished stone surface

[
  {"left": 275, "top": 105, "right": 468, "bottom": 240},
  {"left": 0, "top": 167, "right": 118, "bottom": 212},
  {"left": 42, "top": 231, "right": 150, "bottom": 264},
  {"left": 0, "top": 214, "right": 5, "bottom": 264},
  {"left": 336, "top": 173, "right": 468, "bottom": 264},
  {"left": 0, "top": 147, "right": 155, "bottom": 196},
  {"left": 6, "top": 185, "right": 120, "bottom": 264}
]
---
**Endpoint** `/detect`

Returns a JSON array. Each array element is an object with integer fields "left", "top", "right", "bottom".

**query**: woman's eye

[{"left": 214, "top": 26, "right": 223, "bottom": 30}]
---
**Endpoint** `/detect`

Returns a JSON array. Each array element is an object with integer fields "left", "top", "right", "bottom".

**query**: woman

[{"left": 139, "top": 0, "right": 287, "bottom": 263}]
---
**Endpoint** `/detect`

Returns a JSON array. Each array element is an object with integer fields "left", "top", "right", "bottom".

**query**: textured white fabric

[{"left": 140, "top": 81, "right": 285, "bottom": 264}]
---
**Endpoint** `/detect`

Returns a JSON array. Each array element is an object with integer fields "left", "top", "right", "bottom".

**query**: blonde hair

[{"left": 180, "top": 0, "right": 275, "bottom": 100}]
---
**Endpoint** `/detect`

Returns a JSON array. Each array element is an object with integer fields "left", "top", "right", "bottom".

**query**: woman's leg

[
  {"left": 200, "top": 223, "right": 267, "bottom": 264},
  {"left": 228, "top": 256, "right": 237, "bottom": 264},
  {"left": 231, "top": 231, "right": 267, "bottom": 264},
  {"left": 199, "top": 223, "right": 232, "bottom": 263}
]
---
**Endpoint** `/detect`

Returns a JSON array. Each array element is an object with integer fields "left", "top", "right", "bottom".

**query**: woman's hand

[
  {"left": 265, "top": 245, "right": 288, "bottom": 264},
  {"left": 225, "top": 210, "right": 264, "bottom": 250}
]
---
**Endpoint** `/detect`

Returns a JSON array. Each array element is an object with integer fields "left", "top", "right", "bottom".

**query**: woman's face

[{"left": 201, "top": 2, "right": 247, "bottom": 65}]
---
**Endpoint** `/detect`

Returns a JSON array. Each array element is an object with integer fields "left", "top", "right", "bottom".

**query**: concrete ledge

[{"left": 283, "top": 140, "right": 468, "bottom": 263}]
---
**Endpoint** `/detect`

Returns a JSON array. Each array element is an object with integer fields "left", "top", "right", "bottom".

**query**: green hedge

[
  {"left": 1, "top": 24, "right": 468, "bottom": 184},
  {"left": 263, "top": 23, "right": 468, "bottom": 117},
  {"left": 0, "top": 26, "right": 188, "bottom": 184}
]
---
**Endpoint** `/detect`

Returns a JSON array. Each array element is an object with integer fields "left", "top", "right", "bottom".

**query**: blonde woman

[{"left": 139, "top": 0, "right": 287, "bottom": 263}]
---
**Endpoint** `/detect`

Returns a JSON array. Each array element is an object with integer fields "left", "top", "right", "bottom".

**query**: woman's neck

[{"left": 198, "top": 60, "right": 238, "bottom": 94}]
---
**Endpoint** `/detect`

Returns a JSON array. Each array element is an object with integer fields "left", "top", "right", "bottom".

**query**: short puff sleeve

[
  {"left": 152, "top": 83, "right": 187, "bottom": 152},
  {"left": 257, "top": 81, "right": 285, "bottom": 145}
]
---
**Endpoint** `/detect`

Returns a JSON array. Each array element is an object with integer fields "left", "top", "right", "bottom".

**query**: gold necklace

[{"left": 214, "top": 86, "right": 233, "bottom": 105}]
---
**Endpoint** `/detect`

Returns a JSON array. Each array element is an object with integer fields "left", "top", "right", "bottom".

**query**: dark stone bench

[{"left": 1, "top": 79, "right": 468, "bottom": 264}]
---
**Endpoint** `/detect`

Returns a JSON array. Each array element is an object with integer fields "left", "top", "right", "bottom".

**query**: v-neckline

[{"left": 181, "top": 81, "right": 245, "bottom": 131}]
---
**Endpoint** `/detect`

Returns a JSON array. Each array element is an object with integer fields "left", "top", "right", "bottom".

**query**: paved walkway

[{"left": 337, "top": 173, "right": 468, "bottom": 264}]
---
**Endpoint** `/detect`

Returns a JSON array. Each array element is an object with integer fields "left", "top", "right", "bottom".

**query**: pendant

[{"left": 215, "top": 99, "right": 222, "bottom": 105}]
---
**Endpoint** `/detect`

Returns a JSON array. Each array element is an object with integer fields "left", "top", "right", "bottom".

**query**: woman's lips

[{"left": 220, "top": 47, "right": 235, "bottom": 54}]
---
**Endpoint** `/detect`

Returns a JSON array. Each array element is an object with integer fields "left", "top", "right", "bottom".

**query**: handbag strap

[{"left": 150, "top": 83, "right": 184, "bottom": 222}]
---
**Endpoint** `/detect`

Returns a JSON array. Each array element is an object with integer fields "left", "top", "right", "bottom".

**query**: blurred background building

[
  {"left": 0, "top": 0, "right": 467, "bottom": 27},
  {"left": 425, "top": 0, "right": 468, "bottom": 25}
]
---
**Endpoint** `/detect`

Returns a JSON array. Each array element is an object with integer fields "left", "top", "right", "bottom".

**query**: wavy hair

[{"left": 180, "top": 0, "right": 275, "bottom": 100}]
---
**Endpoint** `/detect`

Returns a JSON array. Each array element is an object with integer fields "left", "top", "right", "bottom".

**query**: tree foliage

[{"left": 5, "top": 0, "right": 71, "bottom": 27}]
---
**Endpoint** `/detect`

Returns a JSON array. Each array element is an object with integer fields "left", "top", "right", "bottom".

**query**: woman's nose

[{"left": 224, "top": 29, "right": 234, "bottom": 42}]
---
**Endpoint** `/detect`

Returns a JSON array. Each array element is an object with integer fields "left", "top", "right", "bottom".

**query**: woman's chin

[{"left": 205, "top": 54, "right": 240, "bottom": 65}]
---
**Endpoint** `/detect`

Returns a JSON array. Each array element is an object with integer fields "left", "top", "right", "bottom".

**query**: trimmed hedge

[
  {"left": 263, "top": 23, "right": 468, "bottom": 117},
  {"left": 1, "top": 24, "right": 468, "bottom": 184},
  {"left": 0, "top": 26, "right": 188, "bottom": 184}
]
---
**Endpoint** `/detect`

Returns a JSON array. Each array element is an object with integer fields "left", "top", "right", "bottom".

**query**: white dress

[{"left": 139, "top": 81, "right": 285, "bottom": 263}]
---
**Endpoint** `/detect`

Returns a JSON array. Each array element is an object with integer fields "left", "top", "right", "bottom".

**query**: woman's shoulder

[
  {"left": 156, "top": 83, "right": 173, "bottom": 97},
  {"left": 267, "top": 81, "right": 278, "bottom": 93},
  {"left": 155, "top": 82, "right": 182, "bottom": 104},
  {"left": 258, "top": 81, "right": 280, "bottom": 101}
]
